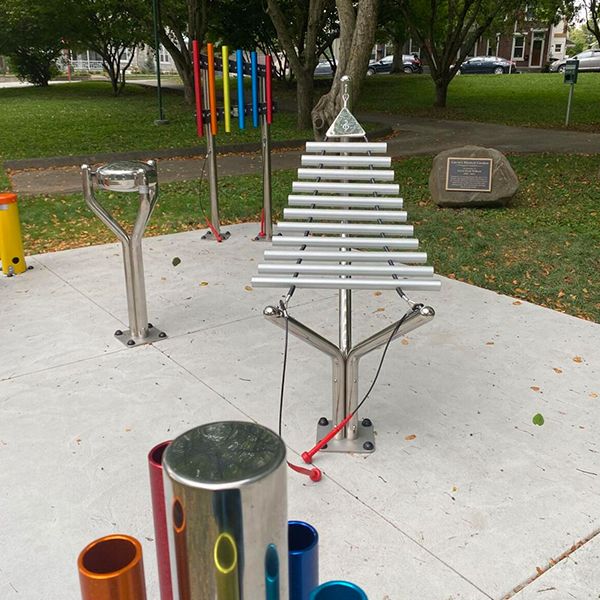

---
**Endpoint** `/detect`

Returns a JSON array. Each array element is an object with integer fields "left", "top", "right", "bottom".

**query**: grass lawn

[
  {"left": 357, "top": 72, "right": 600, "bottom": 131},
  {"left": 0, "top": 81, "right": 310, "bottom": 163},
  {"left": 17, "top": 153, "right": 599, "bottom": 323}
]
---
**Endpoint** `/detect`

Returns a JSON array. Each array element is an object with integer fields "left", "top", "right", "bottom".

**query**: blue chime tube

[
  {"left": 251, "top": 51, "right": 259, "bottom": 127},
  {"left": 288, "top": 521, "right": 319, "bottom": 600},
  {"left": 236, "top": 49, "right": 245, "bottom": 129},
  {"left": 309, "top": 581, "right": 368, "bottom": 600}
]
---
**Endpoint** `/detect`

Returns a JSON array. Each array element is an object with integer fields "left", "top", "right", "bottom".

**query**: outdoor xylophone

[
  {"left": 252, "top": 76, "right": 441, "bottom": 456},
  {"left": 192, "top": 42, "right": 276, "bottom": 242}
]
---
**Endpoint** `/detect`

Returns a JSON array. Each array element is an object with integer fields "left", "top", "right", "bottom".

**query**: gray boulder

[{"left": 429, "top": 145, "right": 519, "bottom": 208}]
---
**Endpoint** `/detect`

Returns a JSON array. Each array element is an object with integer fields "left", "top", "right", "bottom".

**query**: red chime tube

[
  {"left": 266, "top": 55, "right": 273, "bottom": 124},
  {"left": 192, "top": 40, "right": 204, "bottom": 137},
  {"left": 148, "top": 441, "right": 173, "bottom": 600},
  {"left": 207, "top": 43, "right": 218, "bottom": 135}
]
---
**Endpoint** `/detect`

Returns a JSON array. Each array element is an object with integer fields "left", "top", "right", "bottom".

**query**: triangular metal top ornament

[{"left": 325, "top": 77, "right": 366, "bottom": 138}]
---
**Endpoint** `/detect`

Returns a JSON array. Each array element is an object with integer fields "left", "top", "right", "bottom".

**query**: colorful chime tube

[
  {"left": 77, "top": 534, "right": 147, "bottom": 600},
  {"left": 236, "top": 49, "right": 245, "bottom": 129},
  {"left": 222, "top": 45, "right": 231, "bottom": 132},
  {"left": 310, "top": 581, "right": 368, "bottom": 599},
  {"left": 162, "top": 421, "right": 288, "bottom": 599},
  {"left": 289, "top": 521, "right": 319, "bottom": 600},
  {"left": 251, "top": 51, "right": 259, "bottom": 127},
  {"left": 148, "top": 441, "right": 173, "bottom": 600},
  {"left": 265, "top": 54, "right": 273, "bottom": 125},
  {"left": 192, "top": 40, "right": 203, "bottom": 136},
  {"left": 206, "top": 42, "right": 218, "bottom": 135}
]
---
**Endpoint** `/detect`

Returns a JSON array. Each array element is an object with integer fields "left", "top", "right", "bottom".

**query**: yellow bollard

[{"left": 0, "top": 193, "right": 27, "bottom": 276}]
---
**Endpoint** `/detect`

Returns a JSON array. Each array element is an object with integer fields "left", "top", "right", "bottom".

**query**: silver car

[{"left": 550, "top": 49, "right": 600, "bottom": 72}]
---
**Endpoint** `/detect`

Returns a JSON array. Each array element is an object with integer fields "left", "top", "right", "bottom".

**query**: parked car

[
  {"left": 366, "top": 54, "right": 423, "bottom": 75},
  {"left": 314, "top": 60, "right": 335, "bottom": 77},
  {"left": 549, "top": 49, "right": 600, "bottom": 72},
  {"left": 456, "top": 56, "right": 518, "bottom": 74}
]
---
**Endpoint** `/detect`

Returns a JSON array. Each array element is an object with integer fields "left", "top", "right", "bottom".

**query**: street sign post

[{"left": 564, "top": 59, "right": 579, "bottom": 126}]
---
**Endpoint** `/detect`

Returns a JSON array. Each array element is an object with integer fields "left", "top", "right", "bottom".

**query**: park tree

[
  {"left": 377, "top": 0, "right": 410, "bottom": 73},
  {"left": 580, "top": 0, "right": 600, "bottom": 48},
  {"left": 73, "top": 0, "right": 149, "bottom": 96},
  {"left": 266, "top": 0, "right": 340, "bottom": 129},
  {"left": 396, "top": 0, "right": 525, "bottom": 107},
  {"left": 311, "top": 0, "right": 380, "bottom": 138},
  {"left": 0, "top": 0, "right": 73, "bottom": 85}
]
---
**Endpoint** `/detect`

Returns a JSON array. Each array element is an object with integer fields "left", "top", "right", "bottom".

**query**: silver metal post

[
  {"left": 81, "top": 161, "right": 166, "bottom": 346},
  {"left": 201, "top": 76, "right": 230, "bottom": 241},
  {"left": 260, "top": 75, "right": 273, "bottom": 241},
  {"left": 162, "top": 421, "right": 288, "bottom": 600},
  {"left": 565, "top": 83, "right": 574, "bottom": 126}
]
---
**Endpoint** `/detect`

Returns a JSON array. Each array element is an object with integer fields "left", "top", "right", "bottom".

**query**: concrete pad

[
  {"left": 510, "top": 533, "right": 600, "bottom": 599},
  {"left": 32, "top": 224, "right": 331, "bottom": 341},
  {"left": 1, "top": 223, "right": 599, "bottom": 598},
  {"left": 0, "top": 257, "right": 124, "bottom": 380},
  {"left": 159, "top": 269, "right": 600, "bottom": 599}
]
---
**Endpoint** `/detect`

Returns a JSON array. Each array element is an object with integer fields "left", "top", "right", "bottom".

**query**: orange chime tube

[
  {"left": 207, "top": 43, "right": 218, "bottom": 135},
  {"left": 78, "top": 534, "right": 147, "bottom": 600}
]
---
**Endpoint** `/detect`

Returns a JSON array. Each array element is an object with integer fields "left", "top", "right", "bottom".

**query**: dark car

[
  {"left": 366, "top": 54, "right": 423, "bottom": 75},
  {"left": 457, "top": 56, "right": 518, "bottom": 74},
  {"left": 549, "top": 49, "right": 600, "bottom": 72}
]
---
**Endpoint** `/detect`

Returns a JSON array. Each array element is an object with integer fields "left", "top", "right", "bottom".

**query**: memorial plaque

[{"left": 445, "top": 157, "right": 493, "bottom": 192}]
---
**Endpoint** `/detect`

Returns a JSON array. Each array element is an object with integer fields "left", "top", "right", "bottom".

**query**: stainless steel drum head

[
  {"left": 95, "top": 161, "right": 157, "bottom": 192},
  {"left": 163, "top": 421, "right": 286, "bottom": 489}
]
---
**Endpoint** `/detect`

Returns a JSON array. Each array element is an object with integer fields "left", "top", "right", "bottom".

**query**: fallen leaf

[
  {"left": 374, "top": 307, "right": 385, "bottom": 313},
  {"left": 451, "top": 485, "right": 458, "bottom": 492},
  {"left": 531, "top": 386, "right": 541, "bottom": 392},
  {"left": 572, "top": 356, "right": 583, "bottom": 363},
  {"left": 125, "top": 427, "right": 132, "bottom": 432},
  {"left": 532, "top": 413, "right": 545, "bottom": 426},
  {"left": 512, "top": 300, "right": 522, "bottom": 306},
  {"left": 405, "top": 434, "right": 416, "bottom": 441},
  {"left": 536, "top": 566, "right": 544, "bottom": 575},
  {"left": 244, "top": 285, "right": 253, "bottom": 292},
  {"left": 401, "top": 338, "right": 409, "bottom": 345},
  {"left": 553, "top": 368, "right": 563, "bottom": 374},
  {"left": 373, "top": 291, "right": 382, "bottom": 297},
  {"left": 486, "top": 341, "right": 494, "bottom": 346},
  {"left": 172, "top": 257, "right": 181, "bottom": 267},
  {"left": 590, "top": 392, "right": 598, "bottom": 399},
  {"left": 199, "top": 281, "right": 209, "bottom": 287}
]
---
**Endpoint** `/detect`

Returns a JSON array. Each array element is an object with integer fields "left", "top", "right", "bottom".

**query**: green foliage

[
  {"left": 0, "top": 0, "right": 73, "bottom": 85},
  {"left": 568, "top": 25, "right": 596, "bottom": 55},
  {"left": 532, "top": 413, "right": 545, "bottom": 426}
]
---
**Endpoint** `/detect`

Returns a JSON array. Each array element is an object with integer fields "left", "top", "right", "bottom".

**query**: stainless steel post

[
  {"left": 81, "top": 161, "right": 166, "bottom": 346},
  {"left": 201, "top": 76, "right": 230, "bottom": 241},
  {"left": 337, "top": 74, "right": 352, "bottom": 441},
  {"left": 162, "top": 421, "right": 288, "bottom": 600},
  {"left": 260, "top": 75, "right": 273, "bottom": 241},
  {"left": 565, "top": 83, "right": 574, "bottom": 126}
]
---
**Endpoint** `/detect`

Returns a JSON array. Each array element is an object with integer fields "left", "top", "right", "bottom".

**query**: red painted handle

[
  {"left": 302, "top": 413, "right": 354, "bottom": 463},
  {"left": 192, "top": 40, "right": 203, "bottom": 137}
]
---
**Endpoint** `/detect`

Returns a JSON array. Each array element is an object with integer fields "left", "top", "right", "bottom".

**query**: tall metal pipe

[
  {"left": 260, "top": 73, "right": 273, "bottom": 241},
  {"left": 78, "top": 534, "right": 147, "bottom": 600},
  {"left": 162, "top": 421, "right": 288, "bottom": 599},
  {"left": 148, "top": 441, "right": 173, "bottom": 600},
  {"left": 288, "top": 521, "right": 319, "bottom": 600}
]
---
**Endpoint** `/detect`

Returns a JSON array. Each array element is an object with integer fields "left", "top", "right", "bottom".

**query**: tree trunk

[
  {"left": 311, "top": 0, "right": 379, "bottom": 139},
  {"left": 434, "top": 78, "right": 449, "bottom": 107},
  {"left": 296, "top": 69, "right": 315, "bottom": 130},
  {"left": 390, "top": 39, "right": 404, "bottom": 73}
]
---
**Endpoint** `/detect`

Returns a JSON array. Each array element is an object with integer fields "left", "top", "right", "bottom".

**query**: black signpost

[
  {"left": 445, "top": 157, "right": 493, "bottom": 192},
  {"left": 564, "top": 59, "right": 579, "bottom": 126}
]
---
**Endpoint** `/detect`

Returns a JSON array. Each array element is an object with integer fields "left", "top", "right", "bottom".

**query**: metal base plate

[
  {"left": 252, "top": 233, "right": 271, "bottom": 242},
  {"left": 316, "top": 418, "right": 376, "bottom": 454},
  {"left": 114, "top": 324, "right": 167, "bottom": 347},
  {"left": 201, "top": 229, "right": 231, "bottom": 241}
]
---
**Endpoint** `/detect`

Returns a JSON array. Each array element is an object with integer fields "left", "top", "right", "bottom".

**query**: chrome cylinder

[{"left": 162, "top": 421, "right": 288, "bottom": 600}]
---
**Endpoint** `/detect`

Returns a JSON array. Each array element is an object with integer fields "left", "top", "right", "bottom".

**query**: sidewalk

[{"left": 8, "top": 110, "right": 600, "bottom": 196}]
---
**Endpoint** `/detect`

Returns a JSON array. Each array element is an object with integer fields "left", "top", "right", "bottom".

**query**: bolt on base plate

[
  {"left": 201, "top": 229, "right": 231, "bottom": 241},
  {"left": 315, "top": 417, "right": 376, "bottom": 454},
  {"left": 114, "top": 324, "right": 167, "bottom": 347}
]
